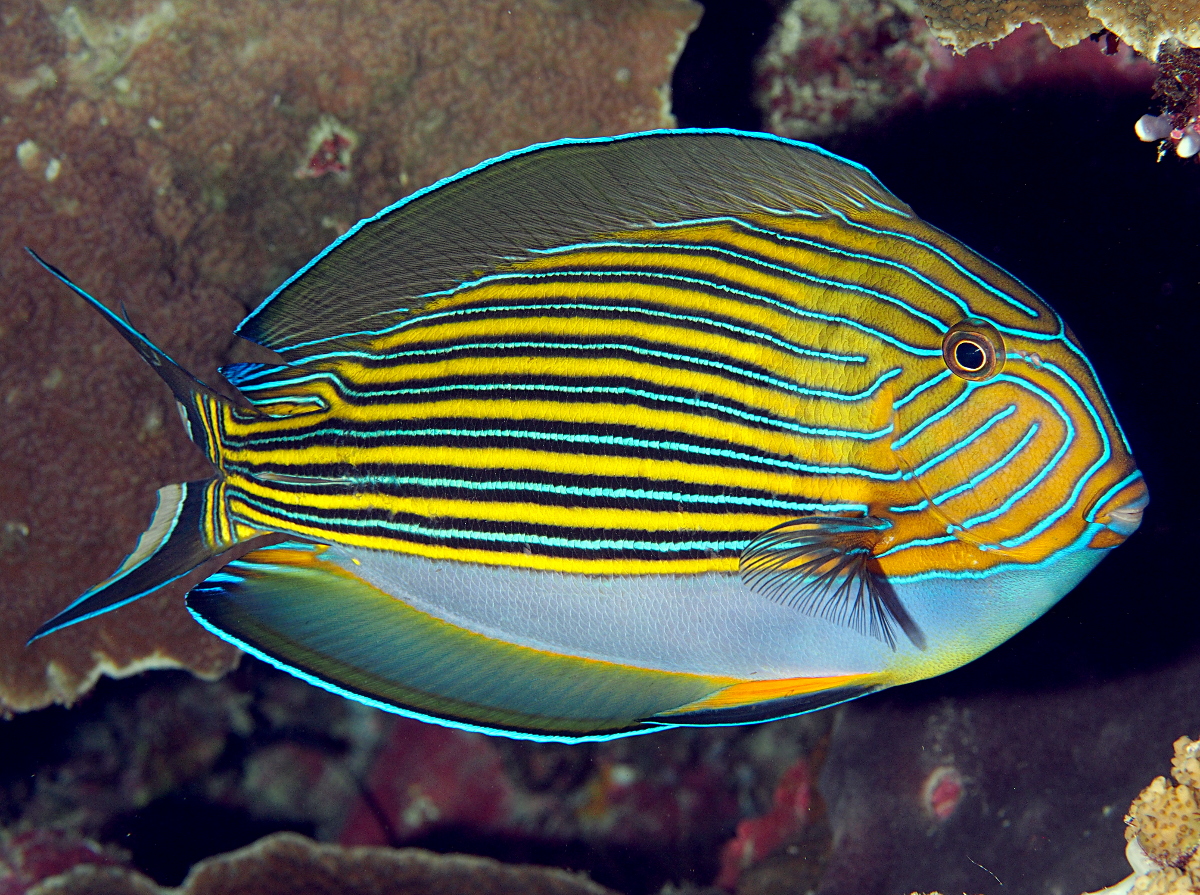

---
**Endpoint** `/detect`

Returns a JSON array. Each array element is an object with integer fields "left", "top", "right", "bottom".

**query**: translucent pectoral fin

[
  {"left": 30, "top": 480, "right": 245, "bottom": 642},
  {"left": 740, "top": 515, "right": 925, "bottom": 650},
  {"left": 184, "top": 542, "right": 741, "bottom": 742}
]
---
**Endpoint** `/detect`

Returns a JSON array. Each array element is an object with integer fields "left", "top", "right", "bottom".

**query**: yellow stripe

[
  {"left": 231, "top": 477, "right": 795, "bottom": 532},
  {"left": 223, "top": 503, "right": 746, "bottom": 575}
]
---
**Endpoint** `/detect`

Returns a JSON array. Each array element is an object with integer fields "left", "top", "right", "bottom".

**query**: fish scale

[{"left": 27, "top": 129, "right": 1145, "bottom": 741}]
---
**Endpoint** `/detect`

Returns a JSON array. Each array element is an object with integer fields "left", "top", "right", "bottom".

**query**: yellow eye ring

[{"left": 942, "top": 320, "right": 1004, "bottom": 381}]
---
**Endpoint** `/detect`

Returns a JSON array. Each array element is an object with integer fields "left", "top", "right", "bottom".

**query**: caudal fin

[
  {"left": 29, "top": 480, "right": 251, "bottom": 641},
  {"left": 27, "top": 251, "right": 264, "bottom": 641},
  {"left": 25, "top": 249, "right": 231, "bottom": 467}
]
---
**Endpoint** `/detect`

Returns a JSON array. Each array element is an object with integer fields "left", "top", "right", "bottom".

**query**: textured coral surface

[
  {"left": 915, "top": 0, "right": 1200, "bottom": 58},
  {"left": 755, "top": 1, "right": 1152, "bottom": 142},
  {"left": 1127, "top": 773, "right": 1200, "bottom": 869},
  {"left": 0, "top": 828, "right": 125, "bottom": 895},
  {"left": 1122, "top": 737, "right": 1200, "bottom": 893},
  {"left": 755, "top": 0, "right": 948, "bottom": 140},
  {"left": 25, "top": 831, "right": 620, "bottom": 895},
  {"left": 0, "top": 0, "right": 699, "bottom": 714}
]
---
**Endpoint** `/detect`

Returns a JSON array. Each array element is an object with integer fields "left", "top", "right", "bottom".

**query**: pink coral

[
  {"left": 715, "top": 758, "right": 815, "bottom": 891},
  {"left": 0, "top": 829, "right": 124, "bottom": 895},
  {"left": 339, "top": 719, "right": 512, "bottom": 845},
  {"left": 920, "top": 765, "right": 964, "bottom": 822}
]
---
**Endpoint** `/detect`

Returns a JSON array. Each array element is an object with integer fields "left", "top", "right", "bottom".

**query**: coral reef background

[
  {"left": 2, "top": 0, "right": 1199, "bottom": 893},
  {"left": 0, "top": 0, "right": 700, "bottom": 715}
]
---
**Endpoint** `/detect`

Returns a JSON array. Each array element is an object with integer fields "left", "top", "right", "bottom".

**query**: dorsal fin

[{"left": 236, "top": 129, "right": 911, "bottom": 360}]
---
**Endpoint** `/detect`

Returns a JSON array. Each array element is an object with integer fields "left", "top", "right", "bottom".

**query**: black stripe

[
  {"left": 273, "top": 373, "right": 801, "bottom": 432},
  {"left": 227, "top": 417, "right": 812, "bottom": 470},
  {"left": 229, "top": 462, "right": 813, "bottom": 512}
]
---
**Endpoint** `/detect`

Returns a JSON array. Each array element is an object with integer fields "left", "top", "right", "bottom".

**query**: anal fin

[{"left": 185, "top": 542, "right": 740, "bottom": 742}]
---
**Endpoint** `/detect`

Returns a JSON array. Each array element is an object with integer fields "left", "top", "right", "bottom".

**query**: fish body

[{"left": 30, "top": 129, "right": 1146, "bottom": 741}]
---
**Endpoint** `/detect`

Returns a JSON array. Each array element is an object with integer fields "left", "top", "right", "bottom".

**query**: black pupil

[{"left": 954, "top": 340, "right": 986, "bottom": 371}]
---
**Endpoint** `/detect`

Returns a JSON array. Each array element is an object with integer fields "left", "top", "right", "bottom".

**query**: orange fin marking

[{"left": 659, "top": 671, "right": 886, "bottom": 715}]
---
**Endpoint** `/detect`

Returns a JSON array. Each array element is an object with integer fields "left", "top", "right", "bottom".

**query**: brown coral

[
  {"left": 0, "top": 0, "right": 700, "bottom": 714},
  {"left": 914, "top": 0, "right": 1200, "bottom": 58},
  {"left": 26, "top": 831, "right": 619, "bottom": 895}
]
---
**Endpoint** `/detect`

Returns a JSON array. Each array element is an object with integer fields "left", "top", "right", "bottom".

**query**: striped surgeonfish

[{"left": 29, "top": 129, "right": 1146, "bottom": 742}]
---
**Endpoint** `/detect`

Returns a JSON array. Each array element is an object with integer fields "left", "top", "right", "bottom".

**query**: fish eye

[
  {"left": 942, "top": 320, "right": 1004, "bottom": 381},
  {"left": 954, "top": 340, "right": 986, "bottom": 371}
]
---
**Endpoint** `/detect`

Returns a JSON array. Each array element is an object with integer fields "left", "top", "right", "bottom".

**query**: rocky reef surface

[
  {"left": 0, "top": 0, "right": 700, "bottom": 715},
  {"left": 19, "top": 831, "right": 623, "bottom": 895}
]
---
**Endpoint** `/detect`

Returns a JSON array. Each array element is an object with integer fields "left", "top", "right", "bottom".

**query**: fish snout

[{"left": 1085, "top": 475, "right": 1148, "bottom": 547}]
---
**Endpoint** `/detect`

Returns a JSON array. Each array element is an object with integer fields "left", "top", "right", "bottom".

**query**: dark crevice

[{"left": 671, "top": 0, "right": 781, "bottom": 129}]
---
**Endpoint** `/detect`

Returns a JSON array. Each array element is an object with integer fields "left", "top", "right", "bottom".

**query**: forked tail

[{"left": 26, "top": 250, "right": 261, "bottom": 642}]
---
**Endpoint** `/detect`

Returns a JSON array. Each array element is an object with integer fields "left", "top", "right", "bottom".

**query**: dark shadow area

[
  {"left": 671, "top": 0, "right": 780, "bottom": 129},
  {"left": 838, "top": 85, "right": 1196, "bottom": 696},
  {"left": 410, "top": 826, "right": 723, "bottom": 895},
  {"left": 817, "top": 85, "right": 1197, "bottom": 895},
  {"left": 103, "top": 797, "right": 314, "bottom": 886}
]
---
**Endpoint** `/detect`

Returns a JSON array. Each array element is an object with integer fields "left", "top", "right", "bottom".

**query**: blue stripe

[
  {"left": 959, "top": 376, "right": 1075, "bottom": 530},
  {"left": 1084, "top": 470, "right": 1145, "bottom": 523},
  {"left": 893, "top": 369, "right": 952, "bottom": 411},
  {"left": 824, "top": 208, "right": 1041, "bottom": 318},
  {"left": 238, "top": 128, "right": 901, "bottom": 346},
  {"left": 243, "top": 469, "right": 869, "bottom": 515},
  {"left": 240, "top": 375, "right": 895, "bottom": 441},
  {"left": 525, "top": 240, "right": 949, "bottom": 332},
  {"left": 30, "top": 485, "right": 194, "bottom": 640},
  {"left": 891, "top": 381, "right": 977, "bottom": 451},
  {"left": 234, "top": 371, "right": 335, "bottom": 393},
  {"left": 994, "top": 361, "right": 1111, "bottom": 548},
  {"left": 404, "top": 300, "right": 867, "bottom": 364},
  {"left": 187, "top": 600, "right": 653, "bottom": 744},
  {"left": 906, "top": 405, "right": 1016, "bottom": 478},
  {"left": 640, "top": 216, "right": 974, "bottom": 321},
  {"left": 1058, "top": 338, "right": 1133, "bottom": 454},
  {"left": 889, "top": 500, "right": 928, "bottom": 514},
  {"left": 46, "top": 484, "right": 189, "bottom": 618},
  {"left": 265, "top": 297, "right": 873, "bottom": 363},
  {"left": 876, "top": 535, "right": 956, "bottom": 558},
  {"left": 931, "top": 423, "right": 1039, "bottom": 506},
  {"left": 287, "top": 267, "right": 938, "bottom": 358},
  {"left": 890, "top": 523, "right": 1106, "bottom": 584}
]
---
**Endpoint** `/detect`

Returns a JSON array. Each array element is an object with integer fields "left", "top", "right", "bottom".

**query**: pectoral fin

[
  {"left": 184, "top": 541, "right": 743, "bottom": 742},
  {"left": 740, "top": 515, "right": 925, "bottom": 650}
]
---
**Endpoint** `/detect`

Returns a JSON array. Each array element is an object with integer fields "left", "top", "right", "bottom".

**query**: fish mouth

[
  {"left": 1085, "top": 474, "right": 1148, "bottom": 547},
  {"left": 1105, "top": 500, "right": 1147, "bottom": 536}
]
